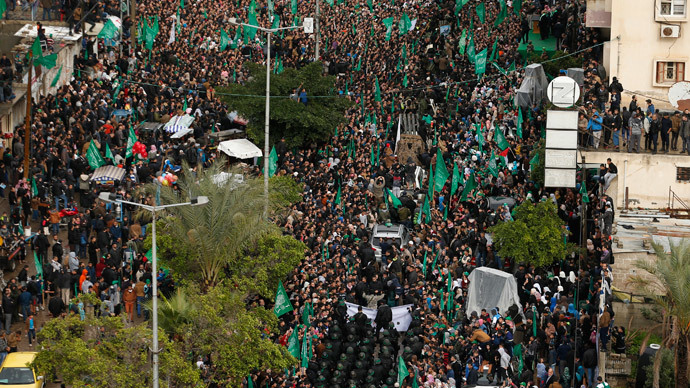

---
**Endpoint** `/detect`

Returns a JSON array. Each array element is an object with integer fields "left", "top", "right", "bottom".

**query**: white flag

[{"left": 168, "top": 16, "right": 176, "bottom": 45}]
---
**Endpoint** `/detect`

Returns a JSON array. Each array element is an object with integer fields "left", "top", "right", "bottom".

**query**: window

[
  {"left": 655, "top": 61, "right": 686, "bottom": 85},
  {"left": 677, "top": 167, "right": 690, "bottom": 181},
  {"left": 660, "top": 0, "right": 686, "bottom": 16}
]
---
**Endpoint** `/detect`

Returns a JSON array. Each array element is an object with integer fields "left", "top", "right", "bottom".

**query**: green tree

[
  {"left": 529, "top": 139, "right": 545, "bottom": 187},
  {"left": 33, "top": 315, "right": 202, "bottom": 388},
  {"left": 219, "top": 61, "right": 352, "bottom": 148},
  {"left": 643, "top": 348, "right": 675, "bottom": 388},
  {"left": 630, "top": 240, "right": 690, "bottom": 388},
  {"left": 489, "top": 200, "right": 573, "bottom": 268},
  {"left": 141, "top": 163, "right": 302, "bottom": 289},
  {"left": 156, "top": 283, "right": 295, "bottom": 385}
]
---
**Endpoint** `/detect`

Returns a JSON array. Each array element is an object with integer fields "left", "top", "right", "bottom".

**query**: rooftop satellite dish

[{"left": 668, "top": 81, "right": 690, "bottom": 110}]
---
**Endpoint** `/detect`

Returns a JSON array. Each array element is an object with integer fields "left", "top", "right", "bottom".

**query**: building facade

[{"left": 588, "top": 0, "right": 689, "bottom": 109}]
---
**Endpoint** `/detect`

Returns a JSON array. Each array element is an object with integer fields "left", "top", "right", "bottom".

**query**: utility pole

[
  {"left": 314, "top": 0, "right": 320, "bottom": 61},
  {"left": 263, "top": 30, "right": 271, "bottom": 217},
  {"left": 23, "top": 57, "right": 32, "bottom": 179}
]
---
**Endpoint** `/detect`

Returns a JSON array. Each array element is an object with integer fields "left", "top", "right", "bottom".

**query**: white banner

[{"left": 345, "top": 302, "right": 414, "bottom": 331}]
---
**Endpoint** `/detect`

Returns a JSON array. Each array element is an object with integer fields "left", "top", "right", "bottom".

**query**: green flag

[
  {"left": 220, "top": 29, "right": 230, "bottom": 51},
  {"left": 300, "top": 333, "right": 310, "bottom": 368},
  {"left": 451, "top": 162, "right": 461, "bottom": 197},
  {"left": 398, "top": 357, "right": 409, "bottom": 387},
  {"left": 287, "top": 328, "right": 300, "bottom": 358},
  {"left": 0, "top": 0, "right": 6, "bottom": 20},
  {"left": 399, "top": 13, "right": 412, "bottom": 35},
  {"left": 86, "top": 140, "right": 105, "bottom": 170},
  {"left": 273, "top": 280, "right": 293, "bottom": 317},
  {"left": 422, "top": 250, "right": 428, "bottom": 276},
  {"left": 446, "top": 272, "right": 453, "bottom": 311},
  {"left": 460, "top": 172, "right": 476, "bottom": 201},
  {"left": 514, "top": 0, "right": 522, "bottom": 14},
  {"left": 475, "top": 3, "right": 485, "bottom": 23},
  {"left": 248, "top": 375, "right": 254, "bottom": 388},
  {"left": 475, "top": 48, "right": 488, "bottom": 75},
  {"left": 431, "top": 249, "right": 439, "bottom": 272},
  {"left": 489, "top": 37, "right": 498, "bottom": 62},
  {"left": 334, "top": 184, "right": 341, "bottom": 205},
  {"left": 458, "top": 29, "right": 467, "bottom": 56},
  {"left": 50, "top": 65, "right": 63, "bottom": 88},
  {"left": 434, "top": 148, "right": 449, "bottom": 192},
  {"left": 386, "top": 188, "right": 402, "bottom": 208},
  {"left": 412, "top": 371, "right": 419, "bottom": 388},
  {"left": 291, "top": 0, "right": 297, "bottom": 13},
  {"left": 516, "top": 107, "right": 523, "bottom": 138},
  {"left": 98, "top": 18, "right": 120, "bottom": 39},
  {"left": 382, "top": 17, "right": 394, "bottom": 41},
  {"left": 495, "top": 127, "right": 510, "bottom": 155},
  {"left": 476, "top": 124, "right": 485, "bottom": 150},
  {"left": 35, "top": 53, "right": 57, "bottom": 69},
  {"left": 271, "top": 14, "right": 280, "bottom": 29},
  {"left": 487, "top": 151, "right": 498, "bottom": 178},
  {"left": 494, "top": 0, "right": 507, "bottom": 27},
  {"left": 268, "top": 146, "right": 278, "bottom": 177},
  {"left": 125, "top": 126, "right": 138, "bottom": 158},
  {"left": 467, "top": 34, "right": 476, "bottom": 63},
  {"left": 31, "top": 178, "right": 38, "bottom": 197},
  {"left": 105, "top": 143, "right": 114, "bottom": 160},
  {"left": 375, "top": 76, "right": 382, "bottom": 102},
  {"left": 34, "top": 252, "right": 42, "bottom": 278},
  {"left": 427, "top": 162, "right": 434, "bottom": 199},
  {"left": 579, "top": 183, "right": 589, "bottom": 203},
  {"left": 29, "top": 38, "right": 42, "bottom": 59},
  {"left": 367, "top": 0, "right": 373, "bottom": 11},
  {"left": 402, "top": 74, "right": 408, "bottom": 88},
  {"left": 422, "top": 195, "right": 431, "bottom": 224}
]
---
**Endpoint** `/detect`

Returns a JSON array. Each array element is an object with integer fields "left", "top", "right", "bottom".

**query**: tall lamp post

[
  {"left": 98, "top": 192, "right": 208, "bottom": 388},
  {"left": 228, "top": 18, "right": 303, "bottom": 216}
]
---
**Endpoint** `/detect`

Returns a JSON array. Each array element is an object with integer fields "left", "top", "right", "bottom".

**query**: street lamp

[
  {"left": 228, "top": 18, "right": 304, "bottom": 216},
  {"left": 98, "top": 192, "right": 208, "bottom": 388}
]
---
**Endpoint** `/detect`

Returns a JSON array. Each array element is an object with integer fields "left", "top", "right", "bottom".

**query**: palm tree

[
  {"left": 145, "top": 288, "right": 194, "bottom": 338},
  {"left": 139, "top": 160, "right": 300, "bottom": 290},
  {"left": 629, "top": 239, "right": 690, "bottom": 388}
]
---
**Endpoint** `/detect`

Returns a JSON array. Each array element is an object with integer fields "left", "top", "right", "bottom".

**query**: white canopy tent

[
  {"left": 218, "top": 139, "right": 263, "bottom": 159},
  {"left": 466, "top": 267, "right": 524, "bottom": 321}
]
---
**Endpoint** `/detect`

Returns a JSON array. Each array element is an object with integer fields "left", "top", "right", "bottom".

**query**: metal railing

[{"left": 668, "top": 186, "right": 690, "bottom": 218}]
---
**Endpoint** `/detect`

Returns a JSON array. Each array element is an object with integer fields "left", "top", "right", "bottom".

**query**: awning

[
  {"left": 90, "top": 165, "right": 126, "bottom": 183},
  {"left": 218, "top": 139, "right": 263, "bottom": 159},
  {"left": 137, "top": 122, "right": 164, "bottom": 132},
  {"left": 170, "top": 127, "right": 193, "bottom": 139}
]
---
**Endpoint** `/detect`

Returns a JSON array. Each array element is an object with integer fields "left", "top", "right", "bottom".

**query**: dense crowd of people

[{"left": 0, "top": 0, "right": 629, "bottom": 386}]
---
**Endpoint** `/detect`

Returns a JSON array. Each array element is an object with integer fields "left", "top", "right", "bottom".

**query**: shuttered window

[{"left": 655, "top": 61, "right": 686, "bottom": 84}]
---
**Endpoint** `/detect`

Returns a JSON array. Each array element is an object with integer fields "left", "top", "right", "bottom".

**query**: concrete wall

[
  {"left": 608, "top": 0, "right": 690, "bottom": 109},
  {"left": 612, "top": 301, "right": 663, "bottom": 335},
  {"left": 583, "top": 151, "right": 690, "bottom": 210}
]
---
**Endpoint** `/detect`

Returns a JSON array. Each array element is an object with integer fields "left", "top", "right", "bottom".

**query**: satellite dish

[{"left": 668, "top": 81, "right": 690, "bottom": 110}]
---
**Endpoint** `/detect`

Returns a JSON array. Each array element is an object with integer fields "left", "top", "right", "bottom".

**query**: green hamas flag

[
  {"left": 334, "top": 184, "right": 341, "bottom": 205},
  {"left": 86, "top": 140, "right": 105, "bottom": 170},
  {"left": 451, "top": 161, "right": 461, "bottom": 197},
  {"left": 399, "top": 13, "right": 412, "bottom": 35},
  {"left": 382, "top": 17, "right": 394, "bottom": 41},
  {"left": 467, "top": 34, "right": 476, "bottom": 63},
  {"left": 495, "top": 0, "right": 507, "bottom": 27},
  {"left": 35, "top": 53, "right": 57, "bottom": 69},
  {"left": 489, "top": 37, "right": 498, "bottom": 62},
  {"left": 386, "top": 188, "right": 402, "bottom": 208},
  {"left": 0, "top": 0, "right": 6, "bottom": 20},
  {"left": 271, "top": 14, "right": 280, "bottom": 29},
  {"left": 495, "top": 126, "right": 510, "bottom": 156},
  {"left": 579, "top": 183, "right": 589, "bottom": 203},
  {"left": 291, "top": 0, "right": 297, "bottom": 14},
  {"left": 402, "top": 74, "right": 408, "bottom": 88},
  {"left": 220, "top": 29, "right": 230, "bottom": 51},
  {"left": 458, "top": 29, "right": 467, "bottom": 56},
  {"left": 398, "top": 357, "right": 410, "bottom": 387},
  {"left": 434, "top": 148, "right": 449, "bottom": 192},
  {"left": 475, "top": 48, "right": 488, "bottom": 75},
  {"left": 125, "top": 126, "right": 137, "bottom": 158},
  {"left": 273, "top": 280, "right": 293, "bottom": 317},
  {"left": 287, "top": 328, "right": 300, "bottom": 358},
  {"left": 245, "top": 12, "right": 259, "bottom": 40},
  {"left": 50, "top": 65, "right": 62, "bottom": 87},
  {"left": 487, "top": 151, "right": 498, "bottom": 177},
  {"left": 475, "top": 2, "right": 485, "bottom": 23},
  {"left": 34, "top": 252, "right": 43, "bottom": 278},
  {"left": 516, "top": 107, "right": 523, "bottom": 138},
  {"left": 529, "top": 151, "right": 539, "bottom": 170},
  {"left": 247, "top": 375, "right": 254, "bottom": 388},
  {"left": 460, "top": 172, "right": 476, "bottom": 201},
  {"left": 514, "top": 0, "right": 522, "bottom": 14},
  {"left": 31, "top": 177, "right": 38, "bottom": 197},
  {"left": 28, "top": 38, "right": 42, "bottom": 59},
  {"left": 98, "top": 18, "right": 120, "bottom": 39},
  {"left": 268, "top": 145, "right": 278, "bottom": 177},
  {"left": 422, "top": 195, "right": 431, "bottom": 224},
  {"left": 105, "top": 143, "right": 114, "bottom": 160},
  {"left": 374, "top": 76, "right": 382, "bottom": 102}
]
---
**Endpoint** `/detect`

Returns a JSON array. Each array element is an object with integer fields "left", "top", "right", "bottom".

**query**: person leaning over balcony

[{"left": 628, "top": 112, "right": 643, "bottom": 153}]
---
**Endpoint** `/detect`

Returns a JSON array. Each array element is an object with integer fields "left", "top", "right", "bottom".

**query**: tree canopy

[
  {"left": 33, "top": 303, "right": 203, "bottom": 388},
  {"left": 219, "top": 61, "right": 352, "bottom": 148},
  {"left": 489, "top": 200, "right": 573, "bottom": 268}
]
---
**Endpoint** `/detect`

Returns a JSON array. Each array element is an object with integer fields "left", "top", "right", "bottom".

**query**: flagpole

[
  {"left": 264, "top": 30, "right": 271, "bottom": 217},
  {"left": 23, "top": 56, "right": 33, "bottom": 180}
]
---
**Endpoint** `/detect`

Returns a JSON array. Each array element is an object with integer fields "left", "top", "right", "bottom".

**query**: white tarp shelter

[
  {"left": 218, "top": 139, "right": 263, "bottom": 159},
  {"left": 466, "top": 267, "right": 524, "bottom": 320},
  {"left": 345, "top": 302, "right": 414, "bottom": 331},
  {"left": 164, "top": 114, "right": 195, "bottom": 133}
]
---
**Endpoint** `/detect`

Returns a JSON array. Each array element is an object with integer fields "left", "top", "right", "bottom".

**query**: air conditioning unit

[{"left": 661, "top": 24, "right": 680, "bottom": 38}]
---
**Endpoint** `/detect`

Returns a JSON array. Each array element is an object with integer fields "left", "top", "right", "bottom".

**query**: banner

[{"left": 345, "top": 302, "right": 414, "bottom": 331}]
